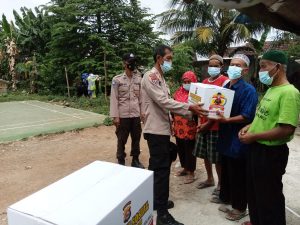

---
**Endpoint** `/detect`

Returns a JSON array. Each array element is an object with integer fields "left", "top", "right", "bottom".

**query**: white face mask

[{"left": 183, "top": 84, "right": 191, "bottom": 91}]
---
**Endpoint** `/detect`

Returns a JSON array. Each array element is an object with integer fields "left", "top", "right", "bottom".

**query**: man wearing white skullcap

[
  {"left": 210, "top": 53, "right": 258, "bottom": 221},
  {"left": 232, "top": 54, "right": 250, "bottom": 67}
]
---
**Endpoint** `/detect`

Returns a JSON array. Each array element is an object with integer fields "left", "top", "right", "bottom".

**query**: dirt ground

[{"left": 1, "top": 126, "right": 300, "bottom": 225}]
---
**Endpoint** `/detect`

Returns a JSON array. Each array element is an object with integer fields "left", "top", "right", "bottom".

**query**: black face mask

[{"left": 127, "top": 63, "right": 136, "bottom": 71}]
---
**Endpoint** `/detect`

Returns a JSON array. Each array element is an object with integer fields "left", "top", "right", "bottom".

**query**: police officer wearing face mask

[
  {"left": 141, "top": 45, "right": 208, "bottom": 225},
  {"left": 210, "top": 54, "right": 258, "bottom": 221},
  {"left": 110, "top": 53, "right": 145, "bottom": 168}
]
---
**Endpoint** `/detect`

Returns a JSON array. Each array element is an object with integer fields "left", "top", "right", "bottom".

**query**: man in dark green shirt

[{"left": 239, "top": 50, "right": 300, "bottom": 225}]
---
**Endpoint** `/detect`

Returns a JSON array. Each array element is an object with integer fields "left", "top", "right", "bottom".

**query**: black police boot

[
  {"left": 154, "top": 200, "right": 174, "bottom": 210},
  {"left": 118, "top": 158, "right": 125, "bottom": 165},
  {"left": 156, "top": 212, "right": 184, "bottom": 225},
  {"left": 131, "top": 157, "right": 145, "bottom": 169}
]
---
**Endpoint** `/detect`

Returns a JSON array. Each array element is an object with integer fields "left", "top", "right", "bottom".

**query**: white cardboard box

[
  {"left": 7, "top": 161, "right": 154, "bottom": 225},
  {"left": 188, "top": 83, "right": 235, "bottom": 118}
]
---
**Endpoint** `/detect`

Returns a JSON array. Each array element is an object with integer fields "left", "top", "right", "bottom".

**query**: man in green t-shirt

[{"left": 238, "top": 50, "right": 300, "bottom": 225}]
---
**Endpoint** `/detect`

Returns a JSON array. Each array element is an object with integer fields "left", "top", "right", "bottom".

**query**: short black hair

[{"left": 153, "top": 45, "right": 173, "bottom": 63}]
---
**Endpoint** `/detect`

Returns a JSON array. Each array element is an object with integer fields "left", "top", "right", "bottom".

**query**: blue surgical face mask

[
  {"left": 208, "top": 67, "right": 221, "bottom": 77},
  {"left": 227, "top": 66, "right": 243, "bottom": 80},
  {"left": 161, "top": 61, "right": 172, "bottom": 73},
  {"left": 183, "top": 84, "right": 190, "bottom": 91},
  {"left": 259, "top": 71, "right": 273, "bottom": 86},
  {"left": 258, "top": 65, "right": 278, "bottom": 86}
]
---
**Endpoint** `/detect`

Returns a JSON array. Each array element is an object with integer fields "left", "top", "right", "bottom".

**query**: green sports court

[{"left": 0, "top": 100, "right": 106, "bottom": 143}]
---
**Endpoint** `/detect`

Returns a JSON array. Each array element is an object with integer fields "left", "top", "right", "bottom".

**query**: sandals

[
  {"left": 196, "top": 181, "right": 215, "bottom": 189},
  {"left": 218, "top": 204, "right": 231, "bottom": 213},
  {"left": 210, "top": 196, "right": 223, "bottom": 204},
  {"left": 226, "top": 209, "right": 248, "bottom": 221},
  {"left": 241, "top": 222, "right": 252, "bottom": 225},
  {"left": 212, "top": 188, "right": 220, "bottom": 196},
  {"left": 175, "top": 170, "right": 188, "bottom": 176},
  {"left": 184, "top": 174, "right": 196, "bottom": 184}
]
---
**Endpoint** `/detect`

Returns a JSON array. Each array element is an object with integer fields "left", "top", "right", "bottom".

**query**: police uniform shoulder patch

[
  {"left": 149, "top": 73, "right": 160, "bottom": 85},
  {"left": 112, "top": 77, "right": 119, "bottom": 86},
  {"left": 113, "top": 75, "right": 122, "bottom": 81}
]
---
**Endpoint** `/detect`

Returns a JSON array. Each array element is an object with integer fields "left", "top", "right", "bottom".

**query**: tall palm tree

[
  {"left": 247, "top": 26, "right": 271, "bottom": 54},
  {"left": 159, "top": 0, "right": 267, "bottom": 56}
]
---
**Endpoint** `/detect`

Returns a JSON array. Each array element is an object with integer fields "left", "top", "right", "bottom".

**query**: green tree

[
  {"left": 288, "top": 44, "right": 300, "bottom": 59},
  {"left": 247, "top": 26, "right": 271, "bottom": 54},
  {"left": 1, "top": 0, "right": 161, "bottom": 95},
  {"left": 1, "top": 15, "right": 19, "bottom": 90},
  {"left": 40, "top": 0, "right": 160, "bottom": 94},
  {"left": 272, "top": 32, "right": 300, "bottom": 58},
  {"left": 159, "top": 0, "right": 266, "bottom": 56},
  {"left": 167, "top": 43, "right": 194, "bottom": 83},
  {"left": 13, "top": 7, "right": 52, "bottom": 59}
]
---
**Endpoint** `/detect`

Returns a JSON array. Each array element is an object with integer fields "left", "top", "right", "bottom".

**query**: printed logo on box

[
  {"left": 209, "top": 92, "right": 227, "bottom": 115},
  {"left": 125, "top": 201, "right": 150, "bottom": 225},
  {"left": 123, "top": 201, "right": 132, "bottom": 223}
]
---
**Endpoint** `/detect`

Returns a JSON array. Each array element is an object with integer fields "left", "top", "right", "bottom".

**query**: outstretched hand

[{"left": 189, "top": 103, "right": 209, "bottom": 117}]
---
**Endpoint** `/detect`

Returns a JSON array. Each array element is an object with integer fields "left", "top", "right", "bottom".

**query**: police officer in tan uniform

[
  {"left": 142, "top": 45, "right": 208, "bottom": 225},
  {"left": 110, "top": 53, "right": 144, "bottom": 168}
]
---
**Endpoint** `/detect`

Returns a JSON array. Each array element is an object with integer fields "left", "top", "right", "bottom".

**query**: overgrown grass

[{"left": 0, "top": 91, "right": 110, "bottom": 115}]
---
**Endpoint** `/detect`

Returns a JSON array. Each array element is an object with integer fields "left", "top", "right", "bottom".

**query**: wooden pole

[
  {"left": 103, "top": 51, "right": 108, "bottom": 101},
  {"left": 64, "top": 66, "right": 70, "bottom": 98},
  {"left": 99, "top": 76, "right": 102, "bottom": 95}
]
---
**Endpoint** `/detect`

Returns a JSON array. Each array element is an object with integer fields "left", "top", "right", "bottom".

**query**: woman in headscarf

[{"left": 173, "top": 71, "right": 198, "bottom": 184}]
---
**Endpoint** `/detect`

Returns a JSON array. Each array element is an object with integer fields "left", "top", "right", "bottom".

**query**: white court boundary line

[
  {"left": 0, "top": 114, "right": 101, "bottom": 129},
  {"left": 286, "top": 206, "right": 300, "bottom": 218},
  {"left": 22, "top": 101, "right": 82, "bottom": 119},
  {"left": 0, "top": 116, "right": 100, "bottom": 132},
  {"left": 29, "top": 100, "right": 101, "bottom": 116}
]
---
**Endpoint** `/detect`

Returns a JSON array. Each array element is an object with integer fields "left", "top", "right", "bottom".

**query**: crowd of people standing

[{"left": 110, "top": 45, "right": 300, "bottom": 225}]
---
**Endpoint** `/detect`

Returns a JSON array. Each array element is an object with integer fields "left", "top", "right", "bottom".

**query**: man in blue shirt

[{"left": 210, "top": 54, "right": 258, "bottom": 221}]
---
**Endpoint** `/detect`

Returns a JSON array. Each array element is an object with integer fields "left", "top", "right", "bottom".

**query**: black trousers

[
  {"left": 175, "top": 138, "right": 196, "bottom": 172},
  {"left": 247, "top": 142, "right": 289, "bottom": 225},
  {"left": 144, "top": 133, "right": 171, "bottom": 212},
  {"left": 219, "top": 155, "right": 247, "bottom": 211},
  {"left": 116, "top": 117, "right": 141, "bottom": 160}
]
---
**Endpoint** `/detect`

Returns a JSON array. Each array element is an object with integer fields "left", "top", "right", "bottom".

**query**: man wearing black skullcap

[{"left": 239, "top": 50, "right": 300, "bottom": 225}]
